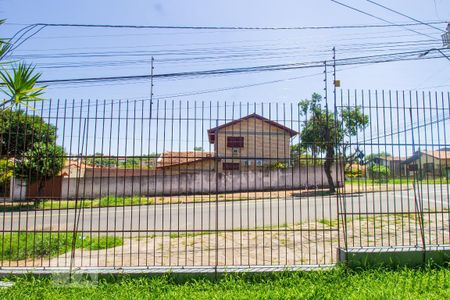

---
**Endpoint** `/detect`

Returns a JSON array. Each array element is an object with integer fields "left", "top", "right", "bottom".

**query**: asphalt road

[{"left": 1, "top": 185, "right": 448, "bottom": 234}]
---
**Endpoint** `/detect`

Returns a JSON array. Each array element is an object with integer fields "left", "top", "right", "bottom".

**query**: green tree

[
  {"left": 340, "top": 106, "right": 370, "bottom": 170},
  {"left": 0, "top": 109, "right": 56, "bottom": 157},
  {"left": 365, "top": 152, "right": 391, "bottom": 163},
  {"left": 368, "top": 164, "right": 390, "bottom": 182},
  {"left": 0, "top": 159, "right": 13, "bottom": 183},
  {"left": 0, "top": 159, "right": 13, "bottom": 195},
  {"left": 0, "top": 20, "right": 46, "bottom": 110},
  {"left": 85, "top": 153, "right": 118, "bottom": 167},
  {"left": 297, "top": 93, "right": 369, "bottom": 192},
  {"left": 291, "top": 144, "right": 323, "bottom": 166},
  {"left": 14, "top": 142, "right": 66, "bottom": 195},
  {"left": 120, "top": 158, "right": 140, "bottom": 168}
]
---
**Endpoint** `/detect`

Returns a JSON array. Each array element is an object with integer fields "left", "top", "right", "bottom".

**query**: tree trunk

[
  {"left": 324, "top": 145, "right": 336, "bottom": 193},
  {"left": 37, "top": 179, "right": 45, "bottom": 198}
]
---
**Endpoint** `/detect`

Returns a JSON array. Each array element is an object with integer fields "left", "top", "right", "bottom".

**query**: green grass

[
  {"left": 0, "top": 233, "right": 123, "bottom": 261},
  {"left": 318, "top": 219, "right": 338, "bottom": 227},
  {"left": 1, "top": 267, "right": 450, "bottom": 299},
  {"left": 85, "top": 235, "right": 123, "bottom": 251},
  {"left": 38, "top": 196, "right": 156, "bottom": 210},
  {"left": 346, "top": 177, "right": 450, "bottom": 185},
  {"left": 168, "top": 232, "right": 211, "bottom": 239}
]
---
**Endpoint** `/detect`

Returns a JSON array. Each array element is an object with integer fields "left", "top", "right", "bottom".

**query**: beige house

[
  {"left": 156, "top": 113, "right": 298, "bottom": 173},
  {"left": 402, "top": 149, "right": 450, "bottom": 178},
  {"left": 207, "top": 113, "right": 298, "bottom": 171}
]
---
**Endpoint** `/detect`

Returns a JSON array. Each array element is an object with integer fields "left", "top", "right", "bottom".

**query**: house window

[
  {"left": 223, "top": 163, "right": 240, "bottom": 171},
  {"left": 408, "top": 164, "right": 418, "bottom": 172},
  {"left": 244, "top": 160, "right": 252, "bottom": 167},
  {"left": 227, "top": 136, "right": 244, "bottom": 148},
  {"left": 423, "top": 163, "right": 434, "bottom": 172}
]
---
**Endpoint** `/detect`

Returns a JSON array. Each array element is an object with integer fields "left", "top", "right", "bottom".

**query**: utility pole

[
  {"left": 324, "top": 60, "right": 328, "bottom": 106},
  {"left": 333, "top": 47, "right": 339, "bottom": 106},
  {"left": 150, "top": 56, "right": 154, "bottom": 118}
]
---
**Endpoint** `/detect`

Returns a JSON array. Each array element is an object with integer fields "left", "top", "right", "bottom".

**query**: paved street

[{"left": 2, "top": 185, "right": 448, "bottom": 234}]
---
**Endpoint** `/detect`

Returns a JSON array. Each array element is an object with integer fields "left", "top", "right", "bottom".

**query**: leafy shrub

[
  {"left": 345, "top": 164, "right": 365, "bottom": 178},
  {"left": 269, "top": 162, "right": 288, "bottom": 169},
  {"left": 14, "top": 142, "right": 66, "bottom": 183},
  {"left": 368, "top": 164, "right": 390, "bottom": 181},
  {"left": 0, "top": 159, "right": 13, "bottom": 183},
  {"left": 0, "top": 110, "right": 56, "bottom": 157}
]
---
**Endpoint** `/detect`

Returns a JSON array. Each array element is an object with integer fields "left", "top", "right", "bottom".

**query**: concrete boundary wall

[
  {"left": 338, "top": 245, "right": 450, "bottom": 267},
  {"left": 60, "top": 166, "right": 343, "bottom": 199}
]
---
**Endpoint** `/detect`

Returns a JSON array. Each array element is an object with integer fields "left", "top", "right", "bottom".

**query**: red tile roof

[
  {"left": 156, "top": 151, "right": 214, "bottom": 168},
  {"left": 207, "top": 113, "right": 298, "bottom": 144},
  {"left": 422, "top": 150, "right": 450, "bottom": 160}
]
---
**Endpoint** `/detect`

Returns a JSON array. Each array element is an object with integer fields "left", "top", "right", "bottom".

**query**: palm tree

[
  {"left": 0, "top": 19, "right": 46, "bottom": 110},
  {"left": 0, "top": 63, "right": 46, "bottom": 110},
  {"left": 0, "top": 20, "right": 11, "bottom": 63}
]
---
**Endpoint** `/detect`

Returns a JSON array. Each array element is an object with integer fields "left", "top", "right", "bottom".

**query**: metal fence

[
  {"left": 0, "top": 90, "right": 448, "bottom": 271},
  {"left": 337, "top": 90, "right": 449, "bottom": 252}
]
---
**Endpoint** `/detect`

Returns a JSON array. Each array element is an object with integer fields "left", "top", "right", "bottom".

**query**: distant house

[
  {"left": 156, "top": 151, "right": 216, "bottom": 175},
  {"left": 207, "top": 113, "right": 298, "bottom": 171},
  {"left": 17, "top": 158, "right": 159, "bottom": 200},
  {"left": 12, "top": 159, "right": 85, "bottom": 200},
  {"left": 60, "top": 159, "right": 87, "bottom": 178},
  {"left": 372, "top": 156, "right": 406, "bottom": 177},
  {"left": 402, "top": 149, "right": 450, "bottom": 178},
  {"left": 156, "top": 113, "right": 298, "bottom": 173}
]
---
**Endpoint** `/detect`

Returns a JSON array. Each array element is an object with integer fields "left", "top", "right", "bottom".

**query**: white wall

[
  {"left": 60, "top": 165, "right": 344, "bottom": 199},
  {"left": 10, "top": 178, "right": 27, "bottom": 201}
]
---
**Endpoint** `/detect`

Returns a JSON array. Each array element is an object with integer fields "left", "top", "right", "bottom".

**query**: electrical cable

[
  {"left": 34, "top": 48, "right": 449, "bottom": 85},
  {"left": 27, "top": 21, "right": 449, "bottom": 31},
  {"left": 365, "top": 0, "right": 445, "bottom": 32},
  {"left": 330, "top": 0, "right": 440, "bottom": 40}
]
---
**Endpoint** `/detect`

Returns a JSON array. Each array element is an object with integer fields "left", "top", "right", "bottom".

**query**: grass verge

[
  {"left": 0, "top": 267, "right": 449, "bottom": 299},
  {"left": 318, "top": 219, "right": 338, "bottom": 227},
  {"left": 1, "top": 189, "right": 339, "bottom": 212},
  {"left": 346, "top": 177, "right": 450, "bottom": 185},
  {"left": 38, "top": 196, "right": 156, "bottom": 210},
  {"left": 0, "top": 233, "right": 123, "bottom": 261}
]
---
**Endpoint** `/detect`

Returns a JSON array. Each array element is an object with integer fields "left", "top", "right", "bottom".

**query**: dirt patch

[
  {"left": 4, "top": 210, "right": 446, "bottom": 268},
  {"left": 340, "top": 183, "right": 413, "bottom": 194}
]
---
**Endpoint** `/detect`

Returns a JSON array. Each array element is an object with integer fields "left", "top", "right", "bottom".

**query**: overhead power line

[
  {"left": 4, "top": 20, "right": 446, "bottom": 59},
  {"left": 330, "top": 0, "right": 440, "bottom": 40},
  {"left": 35, "top": 48, "right": 449, "bottom": 85},
  {"left": 37, "top": 54, "right": 445, "bottom": 85},
  {"left": 39, "top": 64, "right": 377, "bottom": 111},
  {"left": 365, "top": 0, "right": 445, "bottom": 32},
  {"left": 42, "top": 71, "right": 329, "bottom": 111},
  {"left": 12, "top": 21, "right": 448, "bottom": 32}
]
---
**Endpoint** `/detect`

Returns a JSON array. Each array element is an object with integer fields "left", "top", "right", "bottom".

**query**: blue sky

[
  {"left": 2, "top": 0, "right": 449, "bottom": 101},
  {"left": 1, "top": 0, "right": 449, "bottom": 156}
]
